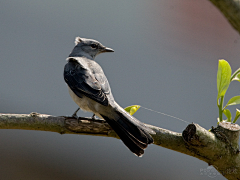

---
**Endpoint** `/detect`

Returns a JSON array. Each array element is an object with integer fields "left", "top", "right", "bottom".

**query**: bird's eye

[{"left": 91, "top": 44, "right": 97, "bottom": 49}]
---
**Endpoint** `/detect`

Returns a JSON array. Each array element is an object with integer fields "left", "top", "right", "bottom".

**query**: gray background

[{"left": 1, "top": 0, "right": 240, "bottom": 179}]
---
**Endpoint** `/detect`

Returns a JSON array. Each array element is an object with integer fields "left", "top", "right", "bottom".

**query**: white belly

[
  {"left": 68, "top": 88, "right": 92, "bottom": 111},
  {"left": 68, "top": 87, "right": 117, "bottom": 119}
]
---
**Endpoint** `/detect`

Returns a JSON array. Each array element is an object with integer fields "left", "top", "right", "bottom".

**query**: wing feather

[{"left": 64, "top": 58, "right": 109, "bottom": 106}]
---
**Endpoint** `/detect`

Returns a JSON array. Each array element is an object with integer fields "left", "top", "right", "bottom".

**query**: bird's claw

[
  {"left": 91, "top": 114, "right": 96, "bottom": 120},
  {"left": 71, "top": 108, "right": 80, "bottom": 123},
  {"left": 71, "top": 108, "right": 80, "bottom": 118}
]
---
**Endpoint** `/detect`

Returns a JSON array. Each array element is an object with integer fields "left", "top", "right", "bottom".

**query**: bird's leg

[
  {"left": 91, "top": 114, "right": 96, "bottom": 120},
  {"left": 72, "top": 108, "right": 80, "bottom": 119}
]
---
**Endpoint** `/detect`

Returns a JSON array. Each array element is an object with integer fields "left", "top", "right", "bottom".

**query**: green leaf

[
  {"left": 226, "top": 96, "right": 240, "bottom": 107},
  {"left": 233, "top": 109, "right": 240, "bottom": 123},
  {"left": 217, "top": 59, "right": 232, "bottom": 99},
  {"left": 223, "top": 109, "right": 232, "bottom": 122},
  {"left": 231, "top": 67, "right": 240, "bottom": 82},
  {"left": 124, "top": 105, "right": 140, "bottom": 115}
]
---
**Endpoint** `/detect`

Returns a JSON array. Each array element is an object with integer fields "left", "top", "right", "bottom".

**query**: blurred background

[{"left": 1, "top": 0, "right": 240, "bottom": 179}]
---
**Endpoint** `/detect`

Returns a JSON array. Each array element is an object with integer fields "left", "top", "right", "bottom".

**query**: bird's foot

[
  {"left": 71, "top": 108, "right": 80, "bottom": 118},
  {"left": 91, "top": 114, "right": 96, "bottom": 120},
  {"left": 71, "top": 108, "right": 80, "bottom": 124}
]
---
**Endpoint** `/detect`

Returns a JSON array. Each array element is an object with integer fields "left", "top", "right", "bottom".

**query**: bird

[{"left": 64, "top": 37, "right": 155, "bottom": 156}]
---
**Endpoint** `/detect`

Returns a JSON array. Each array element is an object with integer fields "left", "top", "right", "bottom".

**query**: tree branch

[
  {"left": 210, "top": 0, "right": 240, "bottom": 34},
  {"left": 0, "top": 112, "right": 240, "bottom": 179}
]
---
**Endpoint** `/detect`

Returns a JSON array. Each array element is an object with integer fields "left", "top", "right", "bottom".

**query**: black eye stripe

[{"left": 91, "top": 44, "right": 97, "bottom": 48}]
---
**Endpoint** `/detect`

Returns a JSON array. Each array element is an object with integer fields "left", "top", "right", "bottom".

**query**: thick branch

[
  {"left": 183, "top": 122, "right": 240, "bottom": 180},
  {"left": 210, "top": 0, "right": 240, "bottom": 34},
  {"left": 0, "top": 113, "right": 240, "bottom": 179}
]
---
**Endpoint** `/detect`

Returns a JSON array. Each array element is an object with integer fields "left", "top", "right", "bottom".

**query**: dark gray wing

[{"left": 64, "top": 58, "right": 109, "bottom": 106}]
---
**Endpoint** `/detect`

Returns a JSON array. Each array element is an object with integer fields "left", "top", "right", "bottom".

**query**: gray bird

[{"left": 64, "top": 37, "right": 155, "bottom": 156}]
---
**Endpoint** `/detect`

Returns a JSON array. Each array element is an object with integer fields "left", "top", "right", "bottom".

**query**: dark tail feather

[
  {"left": 100, "top": 109, "right": 155, "bottom": 157},
  {"left": 115, "top": 109, "right": 155, "bottom": 144}
]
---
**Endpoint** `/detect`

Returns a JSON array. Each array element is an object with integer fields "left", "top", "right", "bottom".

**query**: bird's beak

[{"left": 102, "top": 47, "right": 114, "bottom": 53}]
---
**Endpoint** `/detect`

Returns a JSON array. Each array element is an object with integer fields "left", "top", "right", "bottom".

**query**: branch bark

[
  {"left": 210, "top": 0, "right": 240, "bottom": 34},
  {"left": 0, "top": 112, "right": 240, "bottom": 180}
]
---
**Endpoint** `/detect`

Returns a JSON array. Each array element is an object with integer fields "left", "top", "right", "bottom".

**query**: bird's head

[{"left": 69, "top": 37, "right": 114, "bottom": 59}]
